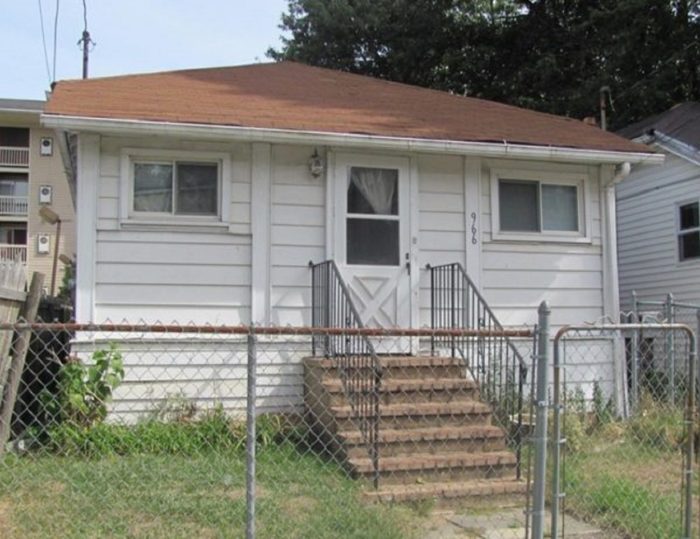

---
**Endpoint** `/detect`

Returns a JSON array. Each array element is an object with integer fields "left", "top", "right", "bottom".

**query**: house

[
  {"left": 0, "top": 98, "right": 76, "bottom": 294},
  {"left": 42, "top": 62, "right": 660, "bottom": 332},
  {"left": 39, "top": 61, "right": 662, "bottom": 502},
  {"left": 37, "top": 61, "right": 666, "bottom": 416},
  {"left": 616, "top": 103, "right": 700, "bottom": 314}
]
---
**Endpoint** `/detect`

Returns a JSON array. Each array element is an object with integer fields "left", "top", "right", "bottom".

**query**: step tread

[
  {"left": 330, "top": 401, "right": 490, "bottom": 418},
  {"left": 338, "top": 425, "right": 504, "bottom": 445},
  {"left": 365, "top": 479, "right": 526, "bottom": 502},
  {"left": 349, "top": 450, "right": 517, "bottom": 473},
  {"left": 322, "top": 378, "right": 477, "bottom": 393}
]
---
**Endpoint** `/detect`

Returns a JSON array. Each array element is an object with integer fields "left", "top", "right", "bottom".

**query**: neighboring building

[
  {"left": 616, "top": 102, "right": 700, "bottom": 310},
  {"left": 0, "top": 99, "right": 75, "bottom": 294}
]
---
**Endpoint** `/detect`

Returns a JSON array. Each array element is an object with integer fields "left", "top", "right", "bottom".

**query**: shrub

[
  {"left": 43, "top": 407, "right": 304, "bottom": 457},
  {"left": 42, "top": 344, "right": 124, "bottom": 429}
]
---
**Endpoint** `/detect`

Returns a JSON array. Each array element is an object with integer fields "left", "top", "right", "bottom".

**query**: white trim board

[{"left": 43, "top": 114, "right": 664, "bottom": 166}]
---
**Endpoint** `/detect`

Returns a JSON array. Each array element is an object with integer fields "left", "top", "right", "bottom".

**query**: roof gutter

[{"left": 41, "top": 114, "right": 664, "bottom": 166}]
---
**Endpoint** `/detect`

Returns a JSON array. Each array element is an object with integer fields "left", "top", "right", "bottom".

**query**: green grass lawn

[
  {"left": 0, "top": 443, "right": 420, "bottom": 539},
  {"left": 563, "top": 437, "right": 696, "bottom": 539}
]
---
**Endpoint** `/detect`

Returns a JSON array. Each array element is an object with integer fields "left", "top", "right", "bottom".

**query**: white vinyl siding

[
  {"left": 417, "top": 154, "right": 466, "bottom": 326},
  {"left": 481, "top": 160, "right": 604, "bottom": 329},
  {"left": 269, "top": 144, "right": 326, "bottom": 326},
  {"left": 93, "top": 136, "right": 252, "bottom": 324},
  {"left": 78, "top": 135, "right": 611, "bottom": 417},
  {"left": 617, "top": 153, "right": 700, "bottom": 308}
]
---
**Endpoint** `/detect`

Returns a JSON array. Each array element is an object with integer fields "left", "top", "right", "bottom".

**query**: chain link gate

[{"left": 550, "top": 322, "right": 698, "bottom": 539}]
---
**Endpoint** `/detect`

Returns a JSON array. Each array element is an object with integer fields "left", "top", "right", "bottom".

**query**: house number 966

[{"left": 470, "top": 212, "right": 478, "bottom": 245}]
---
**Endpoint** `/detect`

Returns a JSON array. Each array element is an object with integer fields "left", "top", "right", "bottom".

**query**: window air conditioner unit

[
  {"left": 39, "top": 185, "right": 53, "bottom": 204},
  {"left": 40, "top": 137, "right": 53, "bottom": 156},
  {"left": 37, "top": 234, "right": 51, "bottom": 254}
]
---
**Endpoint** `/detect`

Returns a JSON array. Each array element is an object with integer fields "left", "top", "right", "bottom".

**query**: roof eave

[{"left": 41, "top": 114, "right": 664, "bottom": 166}]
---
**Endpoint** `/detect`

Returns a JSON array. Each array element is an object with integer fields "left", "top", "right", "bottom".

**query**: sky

[{"left": 1, "top": 0, "right": 290, "bottom": 100}]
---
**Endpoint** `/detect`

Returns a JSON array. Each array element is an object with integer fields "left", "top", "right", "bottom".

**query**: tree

[{"left": 269, "top": 0, "right": 700, "bottom": 129}]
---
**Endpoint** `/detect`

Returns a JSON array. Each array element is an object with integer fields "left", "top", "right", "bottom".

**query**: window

[
  {"left": 0, "top": 127, "right": 29, "bottom": 148},
  {"left": 133, "top": 161, "right": 218, "bottom": 217},
  {"left": 346, "top": 166, "right": 400, "bottom": 265},
  {"left": 678, "top": 201, "right": 700, "bottom": 262},
  {"left": 499, "top": 179, "right": 579, "bottom": 233},
  {"left": 0, "top": 173, "right": 28, "bottom": 197}
]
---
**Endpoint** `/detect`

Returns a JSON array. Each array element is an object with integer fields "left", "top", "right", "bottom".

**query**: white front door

[{"left": 333, "top": 153, "right": 412, "bottom": 340}]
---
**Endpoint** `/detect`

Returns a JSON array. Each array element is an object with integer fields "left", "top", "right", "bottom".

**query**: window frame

[
  {"left": 490, "top": 169, "right": 590, "bottom": 243},
  {"left": 676, "top": 199, "right": 700, "bottom": 264},
  {"left": 120, "top": 148, "right": 231, "bottom": 228}
]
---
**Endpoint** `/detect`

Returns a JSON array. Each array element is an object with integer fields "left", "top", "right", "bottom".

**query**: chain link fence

[
  {"left": 0, "top": 320, "right": 543, "bottom": 538},
  {"left": 550, "top": 322, "right": 698, "bottom": 539}
]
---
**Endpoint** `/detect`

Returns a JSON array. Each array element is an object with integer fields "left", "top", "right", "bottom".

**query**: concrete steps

[{"left": 303, "top": 354, "right": 525, "bottom": 505}]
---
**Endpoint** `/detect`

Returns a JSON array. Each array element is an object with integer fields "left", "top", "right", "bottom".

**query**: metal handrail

[
  {"left": 427, "top": 262, "right": 529, "bottom": 478},
  {"left": 309, "top": 260, "right": 382, "bottom": 488}
]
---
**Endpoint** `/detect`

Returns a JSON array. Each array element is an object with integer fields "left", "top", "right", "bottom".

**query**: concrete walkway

[{"left": 422, "top": 507, "right": 611, "bottom": 538}]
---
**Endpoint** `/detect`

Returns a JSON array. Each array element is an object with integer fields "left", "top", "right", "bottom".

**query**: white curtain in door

[{"left": 350, "top": 168, "right": 397, "bottom": 215}]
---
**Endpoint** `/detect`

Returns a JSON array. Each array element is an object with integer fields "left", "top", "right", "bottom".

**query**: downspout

[
  {"left": 602, "top": 161, "right": 631, "bottom": 320},
  {"left": 602, "top": 161, "right": 631, "bottom": 417}
]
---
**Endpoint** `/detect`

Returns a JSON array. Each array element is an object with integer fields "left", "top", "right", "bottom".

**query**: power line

[
  {"left": 37, "top": 0, "right": 52, "bottom": 85},
  {"left": 52, "top": 0, "right": 60, "bottom": 82}
]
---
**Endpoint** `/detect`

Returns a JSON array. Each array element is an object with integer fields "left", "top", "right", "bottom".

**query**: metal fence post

[
  {"left": 531, "top": 301, "right": 551, "bottom": 539},
  {"left": 665, "top": 293, "right": 675, "bottom": 404},
  {"left": 683, "top": 326, "right": 697, "bottom": 539},
  {"left": 246, "top": 327, "right": 257, "bottom": 539},
  {"left": 550, "top": 329, "right": 563, "bottom": 538}
]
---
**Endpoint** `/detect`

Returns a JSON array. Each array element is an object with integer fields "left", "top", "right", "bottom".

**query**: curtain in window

[{"left": 350, "top": 168, "right": 397, "bottom": 215}]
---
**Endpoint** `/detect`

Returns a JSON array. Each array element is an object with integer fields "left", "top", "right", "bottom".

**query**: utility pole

[
  {"left": 78, "top": 30, "right": 92, "bottom": 79},
  {"left": 599, "top": 86, "right": 611, "bottom": 131},
  {"left": 78, "top": 1, "right": 94, "bottom": 79}
]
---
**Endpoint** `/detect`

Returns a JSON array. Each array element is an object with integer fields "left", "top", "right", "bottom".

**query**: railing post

[
  {"left": 310, "top": 262, "right": 316, "bottom": 356},
  {"left": 246, "top": 327, "right": 257, "bottom": 539},
  {"left": 450, "top": 264, "right": 456, "bottom": 357},
  {"left": 429, "top": 265, "right": 435, "bottom": 355},
  {"left": 531, "top": 301, "right": 551, "bottom": 539}
]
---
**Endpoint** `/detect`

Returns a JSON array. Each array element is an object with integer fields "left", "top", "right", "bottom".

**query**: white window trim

[
  {"left": 119, "top": 147, "right": 231, "bottom": 229},
  {"left": 490, "top": 168, "right": 591, "bottom": 243},
  {"left": 675, "top": 198, "right": 700, "bottom": 265}
]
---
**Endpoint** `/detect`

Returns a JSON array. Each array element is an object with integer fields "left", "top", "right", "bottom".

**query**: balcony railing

[
  {"left": 0, "top": 146, "right": 29, "bottom": 167},
  {"left": 0, "top": 244, "right": 27, "bottom": 263},
  {"left": 0, "top": 196, "right": 28, "bottom": 216}
]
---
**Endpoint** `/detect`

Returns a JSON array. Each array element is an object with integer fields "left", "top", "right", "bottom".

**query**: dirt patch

[
  {"left": 129, "top": 514, "right": 216, "bottom": 539},
  {"left": 0, "top": 498, "right": 14, "bottom": 538},
  {"left": 281, "top": 494, "right": 318, "bottom": 516}
]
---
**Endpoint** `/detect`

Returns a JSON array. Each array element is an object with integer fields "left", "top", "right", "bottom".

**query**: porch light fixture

[
  {"left": 308, "top": 149, "right": 324, "bottom": 178},
  {"left": 38, "top": 206, "right": 62, "bottom": 297}
]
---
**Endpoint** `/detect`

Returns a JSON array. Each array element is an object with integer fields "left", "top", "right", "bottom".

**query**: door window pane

[
  {"left": 347, "top": 218, "right": 399, "bottom": 265},
  {"left": 499, "top": 180, "right": 539, "bottom": 232},
  {"left": 542, "top": 184, "right": 578, "bottom": 231},
  {"left": 348, "top": 167, "right": 398, "bottom": 215},
  {"left": 134, "top": 164, "right": 173, "bottom": 212},
  {"left": 176, "top": 163, "right": 218, "bottom": 215}
]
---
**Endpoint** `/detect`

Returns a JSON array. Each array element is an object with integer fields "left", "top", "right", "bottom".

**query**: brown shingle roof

[{"left": 46, "top": 61, "right": 646, "bottom": 154}]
